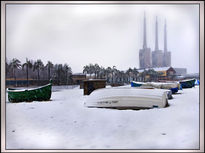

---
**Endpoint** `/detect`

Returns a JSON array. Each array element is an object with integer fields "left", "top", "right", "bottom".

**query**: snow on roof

[
  {"left": 85, "top": 73, "right": 95, "bottom": 76},
  {"left": 138, "top": 67, "right": 172, "bottom": 73},
  {"left": 73, "top": 73, "right": 84, "bottom": 75}
]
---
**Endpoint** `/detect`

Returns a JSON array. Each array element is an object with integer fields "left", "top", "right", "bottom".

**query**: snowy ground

[{"left": 6, "top": 85, "right": 199, "bottom": 149}]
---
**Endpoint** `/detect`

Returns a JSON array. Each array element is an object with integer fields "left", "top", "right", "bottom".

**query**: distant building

[
  {"left": 173, "top": 68, "right": 187, "bottom": 76},
  {"left": 152, "top": 17, "right": 164, "bottom": 67},
  {"left": 139, "top": 13, "right": 152, "bottom": 69},
  {"left": 163, "top": 20, "right": 171, "bottom": 67},
  {"left": 139, "top": 48, "right": 152, "bottom": 69},
  {"left": 71, "top": 73, "right": 86, "bottom": 84},
  {"left": 138, "top": 67, "right": 176, "bottom": 81},
  {"left": 152, "top": 50, "right": 164, "bottom": 67},
  {"left": 139, "top": 15, "right": 171, "bottom": 68}
]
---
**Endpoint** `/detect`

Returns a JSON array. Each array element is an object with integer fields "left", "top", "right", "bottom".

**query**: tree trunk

[
  {"left": 58, "top": 70, "right": 60, "bottom": 85},
  {"left": 26, "top": 64, "right": 29, "bottom": 87},
  {"left": 48, "top": 66, "right": 50, "bottom": 81},
  {"left": 13, "top": 68, "right": 17, "bottom": 87},
  {"left": 38, "top": 69, "right": 40, "bottom": 85},
  {"left": 66, "top": 71, "right": 68, "bottom": 85}
]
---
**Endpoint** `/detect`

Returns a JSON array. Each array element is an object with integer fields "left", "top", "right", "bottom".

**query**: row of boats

[
  {"left": 84, "top": 78, "right": 198, "bottom": 109},
  {"left": 7, "top": 79, "right": 198, "bottom": 110}
]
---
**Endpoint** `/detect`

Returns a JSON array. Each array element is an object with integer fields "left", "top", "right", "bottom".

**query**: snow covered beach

[{"left": 6, "top": 85, "right": 199, "bottom": 150}]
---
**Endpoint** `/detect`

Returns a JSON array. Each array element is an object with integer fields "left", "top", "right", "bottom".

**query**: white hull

[
  {"left": 132, "top": 81, "right": 180, "bottom": 89},
  {"left": 85, "top": 88, "right": 168, "bottom": 109},
  {"left": 149, "top": 82, "right": 180, "bottom": 89}
]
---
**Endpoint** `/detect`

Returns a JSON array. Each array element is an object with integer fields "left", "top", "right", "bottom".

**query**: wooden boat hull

[
  {"left": 85, "top": 88, "right": 168, "bottom": 109},
  {"left": 180, "top": 79, "right": 196, "bottom": 88},
  {"left": 7, "top": 83, "right": 52, "bottom": 102}
]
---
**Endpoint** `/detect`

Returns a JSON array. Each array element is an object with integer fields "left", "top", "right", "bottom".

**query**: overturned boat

[
  {"left": 131, "top": 81, "right": 180, "bottom": 94},
  {"left": 84, "top": 88, "right": 169, "bottom": 109},
  {"left": 179, "top": 78, "right": 196, "bottom": 88},
  {"left": 113, "top": 85, "right": 172, "bottom": 100},
  {"left": 7, "top": 82, "right": 52, "bottom": 103}
]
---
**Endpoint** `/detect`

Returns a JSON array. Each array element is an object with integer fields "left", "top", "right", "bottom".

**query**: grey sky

[{"left": 6, "top": 4, "right": 199, "bottom": 73}]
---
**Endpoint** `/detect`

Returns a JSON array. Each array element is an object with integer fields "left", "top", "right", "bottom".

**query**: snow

[
  {"left": 6, "top": 85, "right": 199, "bottom": 149},
  {"left": 137, "top": 67, "right": 171, "bottom": 73}
]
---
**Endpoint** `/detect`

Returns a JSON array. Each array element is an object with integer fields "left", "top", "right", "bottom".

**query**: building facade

[
  {"left": 71, "top": 73, "right": 86, "bottom": 84},
  {"left": 139, "top": 48, "right": 152, "bottom": 68},
  {"left": 138, "top": 67, "right": 176, "bottom": 81}
]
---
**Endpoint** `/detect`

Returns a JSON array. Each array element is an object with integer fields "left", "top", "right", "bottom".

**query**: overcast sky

[{"left": 6, "top": 4, "right": 199, "bottom": 73}]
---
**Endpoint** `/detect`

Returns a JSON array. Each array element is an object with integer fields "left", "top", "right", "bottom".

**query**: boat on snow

[
  {"left": 179, "top": 78, "right": 196, "bottom": 88},
  {"left": 131, "top": 81, "right": 180, "bottom": 94},
  {"left": 113, "top": 85, "right": 172, "bottom": 100},
  {"left": 84, "top": 87, "right": 169, "bottom": 109},
  {"left": 195, "top": 79, "right": 200, "bottom": 85},
  {"left": 7, "top": 82, "right": 52, "bottom": 103}
]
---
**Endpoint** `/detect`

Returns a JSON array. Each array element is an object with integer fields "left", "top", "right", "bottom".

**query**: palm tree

[
  {"left": 22, "top": 58, "right": 33, "bottom": 87},
  {"left": 46, "top": 61, "right": 53, "bottom": 81},
  {"left": 56, "top": 64, "right": 63, "bottom": 85},
  {"left": 83, "top": 65, "right": 89, "bottom": 75},
  {"left": 9, "top": 58, "right": 21, "bottom": 86},
  {"left": 119, "top": 71, "right": 126, "bottom": 83},
  {"left": 141, "top": 69, "right": 148, "bottom": 82},
  {"left": 99, "top": 66, "right": 105, "bottom": 79},
  {"left": 105, "top": 67, "right": 112, "bottom": 83},
  {"left": 114, "top": 69, "right": 121, "bottom": 83},
  {"left": 6, "top": 58, "right": 9, "bottom": 77},
  {"left": 63, "top": 63, "right": 72, "bottom": 84},
  {"left": 33, "top": 59, "right": 44, "bottom": 85},
  {"left": 83, "top": 64, "right": 93, "bottom": 78},
  {"left": 112, "top": 66, "right": 117, "bottom": 83},
  {"left": 94, "top": 64, "right": 100, "bottom": 79},
  {"left": 126, "top": 68, "right": 133, "bottom": 82},
  {"left": 89, "top": 64, "right": 95, "bottom": 78},
  {"left": 133, "top": 68, "right": 139, "bottom": 81}
]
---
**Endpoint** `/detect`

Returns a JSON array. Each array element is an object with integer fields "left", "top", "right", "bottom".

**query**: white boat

[
  {"left": 110, "top": 85, "right": 172, "bottom": 99},
  {"left": 131, "top": 81, "right": 180, "bottom": 94},
  {"left": 84, "top": 88, "right": 169, "bottom": 109}
]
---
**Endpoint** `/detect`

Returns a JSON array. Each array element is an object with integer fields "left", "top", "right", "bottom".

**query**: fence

[{"left": 6, "top": 79, "right": 74, "bottom": 87}]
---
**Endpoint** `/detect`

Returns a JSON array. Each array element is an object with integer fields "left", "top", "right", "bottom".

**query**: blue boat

[
  {"left": 195, "top": 79, "right": 200, "bottom": 85},
  {"left": 131, "top": 81, "right": 146, "bottom": 87},
  {"left": 170, "top": 87, "right": 179, "bottom": 94}
]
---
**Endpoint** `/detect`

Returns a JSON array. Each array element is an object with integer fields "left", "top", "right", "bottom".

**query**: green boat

[
  {"left": 7, "top": 82, "right": 52, "bottom": 103},
  {"left": 179, "top": 78, "right": 196, "bottom": 88}
]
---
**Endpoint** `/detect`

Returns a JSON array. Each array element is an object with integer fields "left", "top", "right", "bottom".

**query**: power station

[{"left": 139, "top": 13, "right": 171, "bottom": 69}]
